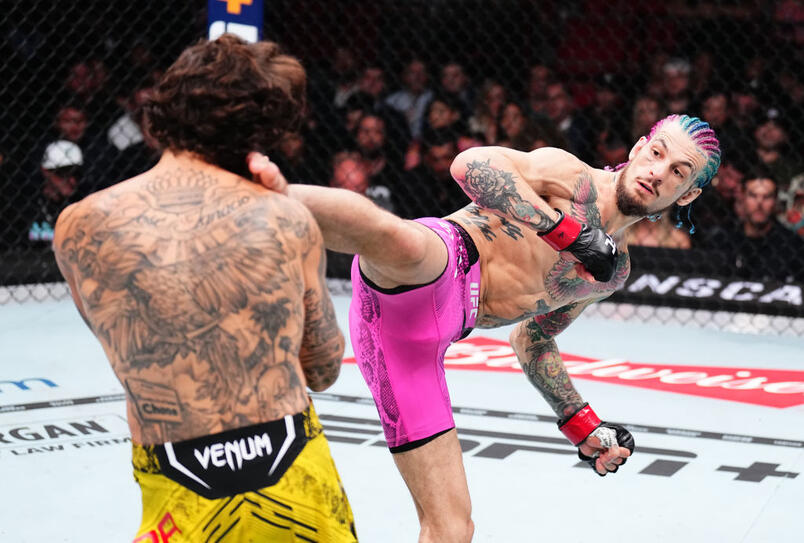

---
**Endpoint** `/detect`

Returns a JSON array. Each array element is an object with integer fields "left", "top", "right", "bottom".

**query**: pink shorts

[{"left": 348, "top": 218, "right": 481, "bottom": 452}]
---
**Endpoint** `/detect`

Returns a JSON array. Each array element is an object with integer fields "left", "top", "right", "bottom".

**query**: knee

[{"left": 421, "top": 512, "right": 474, "bottom": 543}]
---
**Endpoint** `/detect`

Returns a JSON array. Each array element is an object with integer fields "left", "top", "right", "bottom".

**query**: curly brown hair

[{"left": 143, "top": 34, "right": 306, "bottom": 178}]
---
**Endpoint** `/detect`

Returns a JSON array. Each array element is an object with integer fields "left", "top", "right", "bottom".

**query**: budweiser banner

[{"left": 346, "top": 337, "right": 804, "bottom": 408}]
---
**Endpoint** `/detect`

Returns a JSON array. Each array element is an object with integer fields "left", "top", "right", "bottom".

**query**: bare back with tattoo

[{"left": 53, "top": 160, "right": 341, "bottom": 445}]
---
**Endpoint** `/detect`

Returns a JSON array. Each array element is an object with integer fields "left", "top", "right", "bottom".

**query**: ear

[
  {"left": 628, "top": 136, "right": 647, "bottom": 161},
  {"left": 676, "top": 186, "right": 702, "bottom": 206}
]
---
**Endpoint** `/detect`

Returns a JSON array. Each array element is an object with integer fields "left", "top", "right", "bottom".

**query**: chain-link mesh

[{"left": 2, "top": 1, "right": 803, "bottom": 333}]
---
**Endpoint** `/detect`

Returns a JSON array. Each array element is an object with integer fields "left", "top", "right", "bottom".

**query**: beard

[{"left": 615, "top": 164, "right": 651, "bottom": 217}]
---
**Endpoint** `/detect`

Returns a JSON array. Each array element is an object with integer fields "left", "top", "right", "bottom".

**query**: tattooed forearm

[
  {"left": 460, "top": 160, "right": 556, "bottom": 231},
  {"left": 300, "top": 288, "right": 344, "bottom": 390},
  {"left": 521, "top": 339, "right": 584, "bottom": 418}
]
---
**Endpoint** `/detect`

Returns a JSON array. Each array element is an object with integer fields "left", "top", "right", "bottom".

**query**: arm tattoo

[
  {"left": 462, "top": 159, "right": 555, "bottom": 231},
  {"left": 300, "top": 283, "right": 342, "bottom": 390},
  {"left": 521, "top": 339, "right": 584, "bottom": 418},
  {"left": 518, "top": 304, "right": 585, "bottom": 418}
]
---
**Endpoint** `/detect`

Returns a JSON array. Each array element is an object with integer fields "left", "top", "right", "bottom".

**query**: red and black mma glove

[
  {"left": 538, "top": 209, "right": 618, "bottom": 282},
  {"left": 558, "top": 403, "right": 635, "bottom": 477}
]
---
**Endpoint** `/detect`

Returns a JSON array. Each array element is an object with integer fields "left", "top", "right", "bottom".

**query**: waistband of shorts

[
  {"left": 445, "top": 219, "right": 479, "bottom": 272},
  {"left": 132, "top": 402, "right": 321, "bottom": 474}
]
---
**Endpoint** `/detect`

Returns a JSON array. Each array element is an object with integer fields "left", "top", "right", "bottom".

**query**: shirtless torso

[
  {"left": 446, "top": 163, "right": 631, "bottom": 329},
  {"left": 53, "top": 153, "right": 343, "bottom": 445}
]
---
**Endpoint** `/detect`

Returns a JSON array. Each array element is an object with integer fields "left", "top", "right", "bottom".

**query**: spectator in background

[
  {"left": 776, "top": 60, "right": 804, "bottom": 158},
  {"left": 627, "top": 205, "right": 692, "bottom": 249},
  {"left": 329, "top": 91, "right": 376, "bottom": 151},
  {"left": 107, "top": 85, "right": 158, "bottom": 185},
  {"left": 731, "top": 82, "right": 762, "bottom": 133},
  {"left": 424, "top": 93, "right": 465, "bottom": 135},
  {"left": 753, "top": 107, "right": 801, "bottom": 192},
  {"left": 693, "top": 156, "right": 747, "bottom": 234},
  {"left": 353, "top": 113, "right": 402, "bottom": 199},
  {"left": 524, "top": 118, "right": 568, "bottom": 151},
  {"left": 574, "top": 73, "right": 628, "bottom": 164},
  {"left": 400, "top": 130, "right": 469, "bottom": 219},
  {"left": 468, "top": 79, "right": 506, "bottom": 144},
  {"left": 351, "top": 64, "right": 412, "bottom": 154},
  {"left": 43, "top": 101, "right": 105, "bottom": 192},
  {"left": 496, "top": 101, "right": 530, "bottom": 149},
  {"left": 25, "top": 140, "right": 84, "bottom": 245},
  {"left": 330, "top": 151, "right": 393, "bottom": 212},
  {"left": 643, "top": 50, "right": 672, "bottom": 100},
  {"left": 55, "top": 102, "right": 90, "bottom": 145},
  {"left": 690, "top": 50, "right": 716, "bottom": 103},
  {"left": 742, "top": 55, "right": 775, "bottom": 105},
  {"left": 526, "top": 63, "right": 553, "bottom": 119},
  {"left": 700, "top": 88, "right": 752, "bottom": 165},
  {"left": 331, "top": 47, "right": 360, "bottom": 109},
  {"left": 700, "top": 166, "right": 804, "bottom": 283},
  {"left": 272, "top": 129, "right": 327, "bottom": 186},
  {"left": 594, "top": 130, "right": 629, "bottom": 170},
  {"left": 358, "top": 64, "right": 388, "bottom": 104},
  {"left": 544, "top": 80, "right": 585, "bottom": 157},
  {"left": 406, "top": 93, "right": 468, "bottom": 170},
  {"left": 630, "top": 95, "right": 666, "bottom": 142},
  {"left": 385, "top": 58, "right": 433, "bottom": 139},
  {"left": 64, "top": 58, "right": 116, "bottom": 126},
  {"left": 661, "top": 58, "right": 693, "bottom": 114},
  {"left": 774, "top": 0, "right": 804, "bottom": 49},
  {"left": 438, "top": 61, "right": 473, "bottom": 118},
  {"left": 326, "top": 152, "right": 392, "bottom": 278}
]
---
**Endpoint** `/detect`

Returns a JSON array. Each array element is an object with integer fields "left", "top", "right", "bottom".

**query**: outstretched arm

[
  {"left": 509, "top": 302, "right": 590, "bottom": 419},
  {"left": 509, "top": 300, "right": 633, "bottom": 475}
]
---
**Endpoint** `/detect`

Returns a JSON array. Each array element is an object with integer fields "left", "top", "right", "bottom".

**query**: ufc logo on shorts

[
  {"left": 469, "top": 282, "right": 480, "bottom": 319},
  {"left": 604, "top": 236, "right": 616, "bottom": 254}
]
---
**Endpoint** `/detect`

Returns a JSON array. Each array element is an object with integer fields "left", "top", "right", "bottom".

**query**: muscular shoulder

[
  {"left": 523, "top": 147, "right": 589, "bottom": 196},
  {"left": 260, "top": 191, "right": 323, "bottom": 249}
]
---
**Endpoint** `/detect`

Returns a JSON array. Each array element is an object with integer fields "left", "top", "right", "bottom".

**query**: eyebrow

[{"left": 654, "top": 137, "right": 694, "bottom": 171}]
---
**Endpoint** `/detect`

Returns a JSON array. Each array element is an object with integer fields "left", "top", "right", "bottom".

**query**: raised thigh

[{"left": 359, "top": 218, "right": 449, "bottom": 289}]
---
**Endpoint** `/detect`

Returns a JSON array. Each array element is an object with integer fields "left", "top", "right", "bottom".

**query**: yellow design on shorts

[{"left": 131, "top": 404, "right": 357, "bottom": 542}]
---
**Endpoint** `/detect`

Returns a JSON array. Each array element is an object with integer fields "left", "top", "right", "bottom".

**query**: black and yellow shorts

[{"left": 131, "top": 403, "right": 357, "bottom": 542}]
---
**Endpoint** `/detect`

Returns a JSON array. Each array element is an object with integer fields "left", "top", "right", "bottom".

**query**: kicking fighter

[
  {"left": 53, "top": 35, "right": 357, "bottom": 541},
  {"left": 250, "top": 113, "right": 720, "bottom": 542}
]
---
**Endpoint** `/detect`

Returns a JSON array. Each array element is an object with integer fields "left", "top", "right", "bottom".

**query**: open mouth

[{"left": 637, "top": 181, "right": 654, "bottom": 195}]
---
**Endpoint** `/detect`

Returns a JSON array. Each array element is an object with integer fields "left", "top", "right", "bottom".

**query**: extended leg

[{"left": 392, "top": 430, "right": 474, "bottom": 543}]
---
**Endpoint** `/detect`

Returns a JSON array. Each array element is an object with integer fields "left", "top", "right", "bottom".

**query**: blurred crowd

[{"left": 2, "top": 0, "right": 803, "bottom": 284}]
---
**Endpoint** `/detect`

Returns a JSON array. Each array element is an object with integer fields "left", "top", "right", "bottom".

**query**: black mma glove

[
  {"left": 558, "top": 403, "right": 635, "bottom": 477},
  {"left": 538, "top": 209, "right": 618, "bottom": 282}
]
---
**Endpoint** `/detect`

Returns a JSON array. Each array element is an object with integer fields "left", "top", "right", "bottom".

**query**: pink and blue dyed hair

[
  {"left": 645, "top": 114, "right": 721, "bottom": 189},
  {"left": 606, "top": 114, "right": 721, "bottom": 233}
]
